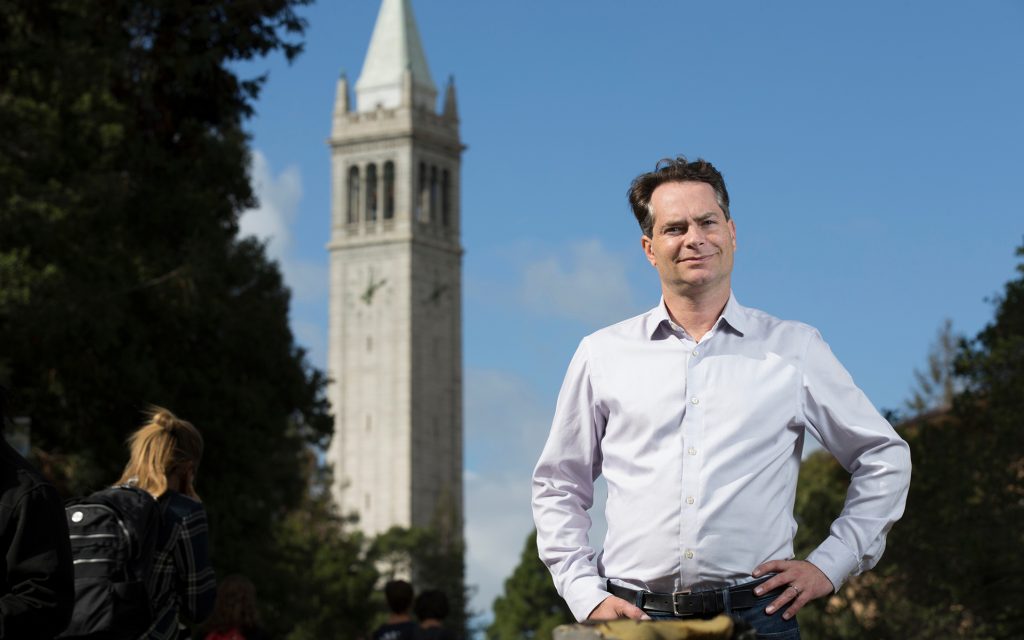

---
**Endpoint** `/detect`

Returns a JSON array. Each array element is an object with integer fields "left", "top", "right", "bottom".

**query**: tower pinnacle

[
  {"left": 355, "top": 0, "right": 437, "bottom": 112},
  {"left": 442, "top": 75, "right": 459, "bottom": 122}
]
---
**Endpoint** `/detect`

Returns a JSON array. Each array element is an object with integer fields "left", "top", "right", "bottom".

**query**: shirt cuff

[
  {"left": 805, "top": 536, "right": 861, "bottom": 593},
  {"left": 565, "top": 576, "right": 614, "bottom": 622}
]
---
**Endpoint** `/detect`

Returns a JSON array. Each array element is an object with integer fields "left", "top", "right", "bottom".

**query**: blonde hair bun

[
  {"left": 116, "top": 406, "right": 204, "bottom": 499},
  {"left": 152, "top": 410, "right": 176, "bottom": 431}
]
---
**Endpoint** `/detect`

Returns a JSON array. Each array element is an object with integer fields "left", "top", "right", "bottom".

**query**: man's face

[{"left": 641, "top": 180, "right": 737, "bottom": 297}]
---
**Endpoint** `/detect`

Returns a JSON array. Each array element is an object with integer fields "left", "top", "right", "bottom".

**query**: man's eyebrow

[
  {"left": 694, "top": 212, "right": 719, "bottom": 222},
  {"left": 658, "top": 217, "right": 686, "bottom": 229}
]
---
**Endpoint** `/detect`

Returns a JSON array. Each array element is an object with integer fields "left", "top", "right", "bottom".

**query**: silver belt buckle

[{"left": 670, "top": 589, "right": 691, "bottom": 616}]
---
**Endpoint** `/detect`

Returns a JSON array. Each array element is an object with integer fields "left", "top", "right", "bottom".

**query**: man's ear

[{"left": 641, "top": 235, "right": 657, "bottom": 267}]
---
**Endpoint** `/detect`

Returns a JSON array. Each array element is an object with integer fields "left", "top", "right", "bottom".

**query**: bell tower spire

[
  {"left": 355, "top": 0, "right": 437, "bottom": 111},
  {"left": 442, "top": 75, "right": 459, "bottom": 122},
  {"left": 326, "top": 0, "right": 464, "bottom": 542}
]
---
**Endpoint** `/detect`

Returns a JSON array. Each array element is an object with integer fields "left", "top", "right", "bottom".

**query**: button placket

[{"left": 680, "top": 337, "right": 704, "bottom": 581}]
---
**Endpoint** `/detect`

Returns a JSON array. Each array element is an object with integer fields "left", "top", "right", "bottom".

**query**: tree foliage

[
  {"left": 904, "top": 318, "right": 962, "bottom": 415},
  {"left": 372, "top": 526, "right": 472, "bottom": 639},
  {"left": 262, "top": 464, "right": 382, "bottom": 640},
  {"left": 0, "top": 0, "right": 402, "bottom": 635},
  {"left": 487, "top": 530, "right": 574, "bottom": 640},
  {"left": 794, "top": 241, "right": 1024, "bottom": 639}
]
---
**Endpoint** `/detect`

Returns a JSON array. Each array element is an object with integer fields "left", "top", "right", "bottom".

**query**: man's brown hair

[{"left": 627, "top": 156, "right": 731, "bottom": 237}]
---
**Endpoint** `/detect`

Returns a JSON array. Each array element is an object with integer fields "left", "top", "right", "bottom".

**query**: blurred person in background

[
  {"left": 414, "top": 589, "right": 455, "bottom": 640},
  {"left": 0, "top": 385, "right": 74, "bottom": 639},
  {"left": 201, "top": 574, "right": 267, "bottom": 640}
]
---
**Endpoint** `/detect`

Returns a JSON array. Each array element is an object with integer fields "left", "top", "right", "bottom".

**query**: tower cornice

[{"left": 326, "top": 234, "right": 464, "bottom": 256}]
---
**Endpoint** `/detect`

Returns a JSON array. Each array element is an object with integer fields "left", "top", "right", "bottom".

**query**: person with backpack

[
  {"left": 61, "top": 407, "right": 216, "bottom": 639},
  {"left": 0, "top": 386, "right": 75, "bottom": 639},
  {"left": 121, "top": 407, "right": 216, "bottom": 639}
]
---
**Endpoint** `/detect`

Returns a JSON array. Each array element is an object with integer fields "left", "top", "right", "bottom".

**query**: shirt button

[
  {"left": 686, "top": 496, "right": 695, "bottom": 505},
  {"left": 690, "top": 397, "right": 699, "bottom": 405},
  {"left": 685, "top": 550, "right": 694, "bottom": 559},
  {"left": 691, "top": 349, "right": 699, "bottom": 357},
  {"left": 688, "top": 447, "right": 697, "bottom": 456}
]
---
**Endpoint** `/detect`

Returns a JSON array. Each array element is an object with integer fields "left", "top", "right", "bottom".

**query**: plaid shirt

[{"left": 141, "top": 491, "right": 216, "bottom": 639}]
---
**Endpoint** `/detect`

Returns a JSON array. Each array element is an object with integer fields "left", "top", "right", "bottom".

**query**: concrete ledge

[{"left": 552, "top": 616, "right": 739, "bottom": 640}]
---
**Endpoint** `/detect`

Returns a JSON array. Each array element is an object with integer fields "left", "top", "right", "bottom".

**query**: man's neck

[
  {"left": 386, "top": 613, "right": 412, "bottom": 625},
  {"left": 663, "top": 284, "right": 730, "bottom": 343}
]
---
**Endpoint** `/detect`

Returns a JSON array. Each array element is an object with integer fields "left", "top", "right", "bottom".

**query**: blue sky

[{"left": 235, "top": 0, "right": 1024, "bottom": 624}]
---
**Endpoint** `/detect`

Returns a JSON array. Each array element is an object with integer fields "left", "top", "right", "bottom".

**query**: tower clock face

[
  {"left": 425, "top": 282, "right": 448, "bottom": 305},
  {"left": 360, "top": 270, "right": 387, "bottom": 305}
]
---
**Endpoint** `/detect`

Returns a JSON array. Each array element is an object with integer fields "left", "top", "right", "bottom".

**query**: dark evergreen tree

[
  {"left": 263, "top": 462, "right": 383, "bottom": 639},
  {"left": 904, "top": 318, "right": 963, "bottom": 415},
  {"left": 793, "top": 241, "right": 1024, "bottom": 639},
  {"left": 0, "top": 1, "right": 395, "bottom": 636},
  {"left": 372, "top": 526, "right": 472, "bottom": 639},
  {"left": 487, "top": 530, "right": 573, "bottom": 640}
]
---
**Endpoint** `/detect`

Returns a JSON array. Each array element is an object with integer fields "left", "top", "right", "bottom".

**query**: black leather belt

[{"left": 607, "top": 575, "right": 778, "bottom": 617}]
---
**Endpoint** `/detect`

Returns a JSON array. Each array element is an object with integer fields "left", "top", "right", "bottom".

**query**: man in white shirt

[{"left": 531, "top": 157, "right": 911, "bottom": 637}]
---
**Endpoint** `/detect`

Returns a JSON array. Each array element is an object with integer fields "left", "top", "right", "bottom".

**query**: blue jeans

[{"left": 649, "top": 590, "right": 800, "bottom": 639}]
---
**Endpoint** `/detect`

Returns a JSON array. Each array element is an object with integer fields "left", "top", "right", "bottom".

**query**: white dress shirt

[{"left": 531, "top": 293, "right": 911, "bottom": 621}]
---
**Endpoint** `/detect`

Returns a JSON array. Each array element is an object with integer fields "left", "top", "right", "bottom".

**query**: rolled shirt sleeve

[
  {"left": 799, "top": 329, "right": 912, "bottom": 592},
  {"left": 532, "top": 339, "right": 611, "bottom": 621}
]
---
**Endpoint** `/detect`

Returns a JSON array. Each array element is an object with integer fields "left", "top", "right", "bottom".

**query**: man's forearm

[{"left": 531, "top": 464, "right": 609, "bottom": 621}]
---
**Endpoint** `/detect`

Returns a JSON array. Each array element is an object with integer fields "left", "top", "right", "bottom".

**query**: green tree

[
  {"left": 488, "top": 530, "right": 574, "bottom": 640},
  {"left": 372, "top": 525, "right": 471, "bottom": 639},
  {"left": 904, "top": 318, "right": 962, "bottom": 415},
  {"left": 793, "top": 241, "right": 1024, "bottom": 639},
  {"left": 943, "top": 240, "right": 1024, "bottom": 637},
  {"left": 0, "top": 0, "right": 387, "bottom": 633},
  {"left": 261, "top": 463, "right": 383, "bottom": 640}
]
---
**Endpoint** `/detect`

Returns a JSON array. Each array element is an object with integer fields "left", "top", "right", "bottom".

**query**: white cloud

[
  {"left": 465, "top": 368, "right": 551, "bottom": 469},
  {"left": 240, "top": 150, "right": 301, "bottom": 262},
  {"left": 463, "top": 368, "right": 548, "bottom": 623},
  {"left": 520, "top": 239, "right": 639, "bottom": 328},
  {"left": 239, "top": 150, "right": 328, "bottom": 305},
  {"left": 282, "top": 259, "right": 329, "bottom": 305},
  {"left": 465, "top": 470, "right": 534, "bottom": 622},
  {"left": 462, "top": 368, "right": 608, "bottom": 626},
  {"left": 465, "top": 470, "right": 608, "bottom": 627}
]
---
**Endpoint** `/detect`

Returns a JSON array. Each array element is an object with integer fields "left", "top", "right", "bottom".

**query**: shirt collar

[
  {"left": 718, "top": 292, "right": 748, "bottom": 336},
  {"left": 645, "top": 291, "right": 748, "bottom": 340}
]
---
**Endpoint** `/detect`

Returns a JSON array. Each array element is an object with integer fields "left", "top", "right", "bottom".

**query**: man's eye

[{"left": 702, "top": 219, "right": 717, "bottom": 226}]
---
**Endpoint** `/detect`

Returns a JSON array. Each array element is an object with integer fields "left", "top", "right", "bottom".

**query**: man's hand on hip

[
  {"left": 751, "top": 559, "right": 834, "bottom": 620},
  {"left": 587, "top": 595, "right": 651, "bottom": 621}
]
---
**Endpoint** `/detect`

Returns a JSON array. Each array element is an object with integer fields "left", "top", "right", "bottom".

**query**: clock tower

[{"left": 325, "top": 0, "right": 463, "bottom": 539}]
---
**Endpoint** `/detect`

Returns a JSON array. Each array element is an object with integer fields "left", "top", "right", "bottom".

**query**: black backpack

[{"left": 58, "top": 485, "right": 164, "bottom": 640}]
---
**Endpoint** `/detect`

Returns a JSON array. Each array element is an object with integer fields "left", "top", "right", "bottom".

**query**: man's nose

[{"left": 684, "top": 227, "right": 705, "bottom": 247}]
